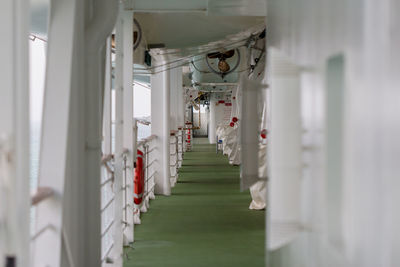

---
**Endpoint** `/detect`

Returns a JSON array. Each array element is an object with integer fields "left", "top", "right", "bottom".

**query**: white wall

[
  {"left": 193, "top": 106, "right": 208, "bottom": 137},
  {"left": 266, "top": 0, "right": 400, "bottom": 266}
]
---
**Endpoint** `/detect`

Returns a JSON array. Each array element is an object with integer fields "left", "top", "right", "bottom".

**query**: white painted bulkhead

[{"left": 266, "top": 0, "right": 400, "bottom": 266}]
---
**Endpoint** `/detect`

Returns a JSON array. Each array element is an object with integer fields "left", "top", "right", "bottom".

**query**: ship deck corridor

[{"left": 124, "top": 138, "right": 265, "bottom": 266}]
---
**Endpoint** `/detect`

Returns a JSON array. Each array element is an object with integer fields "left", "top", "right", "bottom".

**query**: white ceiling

[
  {"left": 133, "top": 0, "right": 265, "bottom": 59},
  {"left": 132, "top": 0, "right": 266, "bottom": 16},
  {"left": 30, "top": 0, "right": 266, "bottom": 44},
  {"left": 135, "top": 13, "right": 264, "bottom": 50},
  {"left": 30, "top": 0, "right": 266, "bottom": 68}
]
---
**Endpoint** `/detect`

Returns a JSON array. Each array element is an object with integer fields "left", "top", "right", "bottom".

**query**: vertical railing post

[{"left": 144, "top": 145, "right": 149, "bottom": 207}]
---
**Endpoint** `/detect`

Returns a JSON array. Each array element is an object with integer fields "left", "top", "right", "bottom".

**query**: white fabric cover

[
  {"left": 223, "top": 127, "right": 236, "bottom": 156},
  {"left": 249, "top": 181, "right": 267, "bottom": 210},
  {"left": 216, "top": 125, "right": 241, "bottom": 165},
  {"left": 228, "top": 138, "right": 241, "bottom": 165},
  {"left": 249, "top": 144, "right": 268, "bottom": 210},
  {"left": 228, "top": 87, "right": 241, "bottom": 165}
]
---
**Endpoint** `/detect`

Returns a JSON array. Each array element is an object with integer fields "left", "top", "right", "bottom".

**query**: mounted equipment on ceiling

[{"left": 206, "top": 49, "right": 240, "bottom": 78}]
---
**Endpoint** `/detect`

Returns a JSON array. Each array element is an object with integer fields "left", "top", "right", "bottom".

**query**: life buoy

[{"left": 134, "top": 149, "right": 144, "bottom": 206}]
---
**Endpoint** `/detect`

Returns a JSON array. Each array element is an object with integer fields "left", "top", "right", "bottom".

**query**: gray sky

[{"left": 29, "top": 40, "right": 150, "bottom": 125}]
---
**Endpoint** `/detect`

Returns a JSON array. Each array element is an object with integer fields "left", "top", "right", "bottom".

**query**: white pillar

[
  {"left": 151, "top": 69, "right": 171, "bottom": 196},
  {"left": 240, "top": 78, "right": 261, "bottom": 190},
  {"left": 122, "top": 8, "right": 134, "bottom": 245},
  {"left": 85, "top": 0, "right": 118, "bottom": 265},
  {"left": 176, "top": 70, "right": 185, "bottom": 128},
  {"left": 0, "top": 0, "right": 30, "bottom": 265},
  {"left": 33, "top": 0, "right": 81, "bottom": 265},
  {"left": 113, "top": 8, "right": 124, "bottom": 265},
  {"left": 208, "top": 96, "right": 217, "bottom": 144},
  {"left": 268, "top": 48, "right": 302, "bottom": 249},
  {"left": 34, "top": 0, "right": 118, "bottom": 265},
  {"left": 170, "top": 67, "right": 184, "bottom": 130},
  {"left": 103, "top": 37, "right": 112, "bottom": 155},
  {"left": 170, "top": 69, "right": 178, "bottom": 131}
]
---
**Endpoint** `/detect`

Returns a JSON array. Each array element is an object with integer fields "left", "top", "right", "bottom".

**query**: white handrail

[
  {"left": 99, "top": 135, "right": 159, "bottom": 264},
  {"left": 100, "top": 154, "right": 115, "bottom": 264},
  {"left": 31, "top": 187, "right": 54, "bottom": 206},
  {"left": 136, "top": 135, "right": 157, "bottom": 214},
  {"left": 137, "top": 134, "right": 157, "bottom": 146}
]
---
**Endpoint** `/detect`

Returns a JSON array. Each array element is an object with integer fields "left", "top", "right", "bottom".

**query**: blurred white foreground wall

[{"left": 266, "top": 0, "right": 400, "bottom": 266}]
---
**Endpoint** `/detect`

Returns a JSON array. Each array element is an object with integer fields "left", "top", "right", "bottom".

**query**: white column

[
  {"left": 208, "top": 95, "right": 217, "bottom": 144},
  {"left": 170, "top": 67, "right": 183, "bottom": 131},
  {"left": 176, "top": 70, "right": 185, "bottom": 128},
  {"left": 170, "top": 69, "right": 178, "bottom": 131},
  {"left": 169, "top": 69, "right": 178, "bottom": 186},
  {"left": 268, "top": 48, "right": 302, "bottom": 249},
  {"left": 113, "top": 8, "right": 124, "bottom": 265},
  {"left": 103, "top": 37, "right": 112, "bottom": 155},
  {"left": 240, "top": 78, "right": 263, "bottom": 190},
  {"left": 0, "top": 0, "right": 30, "bottom": 265},
  {"left": 33, "top": 0, "right": 81, "bottom": 265},
  {"left": 151, "top": 69, "right": 171, "bottom": 196},
  {"left": 122, "top": 8, "right": 134, "bottom": 245},
  {"left": 84, "top": 0, "right": 118, "bottom": 265},
  {"left": 33, "top": 0, "right": 117, "bottom": 265}
]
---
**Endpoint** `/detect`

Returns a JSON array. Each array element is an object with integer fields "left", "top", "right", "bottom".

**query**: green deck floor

[{"left": 124, "top": 138, "right": 265, "bottom": 267}]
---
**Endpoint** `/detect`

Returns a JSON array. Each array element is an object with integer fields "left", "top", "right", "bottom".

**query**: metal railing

[
  {"left": 170, "top": 131, "right": 178, "bottom": 186},
  {"left": 184, "top": 123, "right": 193, "bottom": 151},
  {"left": 136, "top": 135, "right": 157, "bottom": 212},
  {"left": 121, "top": 148, "right": 130, "bottom": 232},
  {"left": 31, "top": 187, "right": 54, "bottom": 206},
  {"left": 30, "top": 188, "right": 56, "bottom": 245},
  {"left": 170, "top": 129, "right": 185, "bottom": 187},
  {"left": 100, "top": 154, "right": 115, "bottom": 264},
  {"left": 27, "top": 133, "right": 166, "bottom": 266},
  {"left": 177, "top": 129, "right": 184, "bottom": 168}
]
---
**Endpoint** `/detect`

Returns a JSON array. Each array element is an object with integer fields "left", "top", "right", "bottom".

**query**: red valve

[
  {"left": 232, "top": 117, "right": 238, "bottom": 123},
  {"left": 260, "top": 129, "right": 267, "bottom": 139},
  {"left": 230, "top": 122, "right": 235, "bottom": 127}
]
